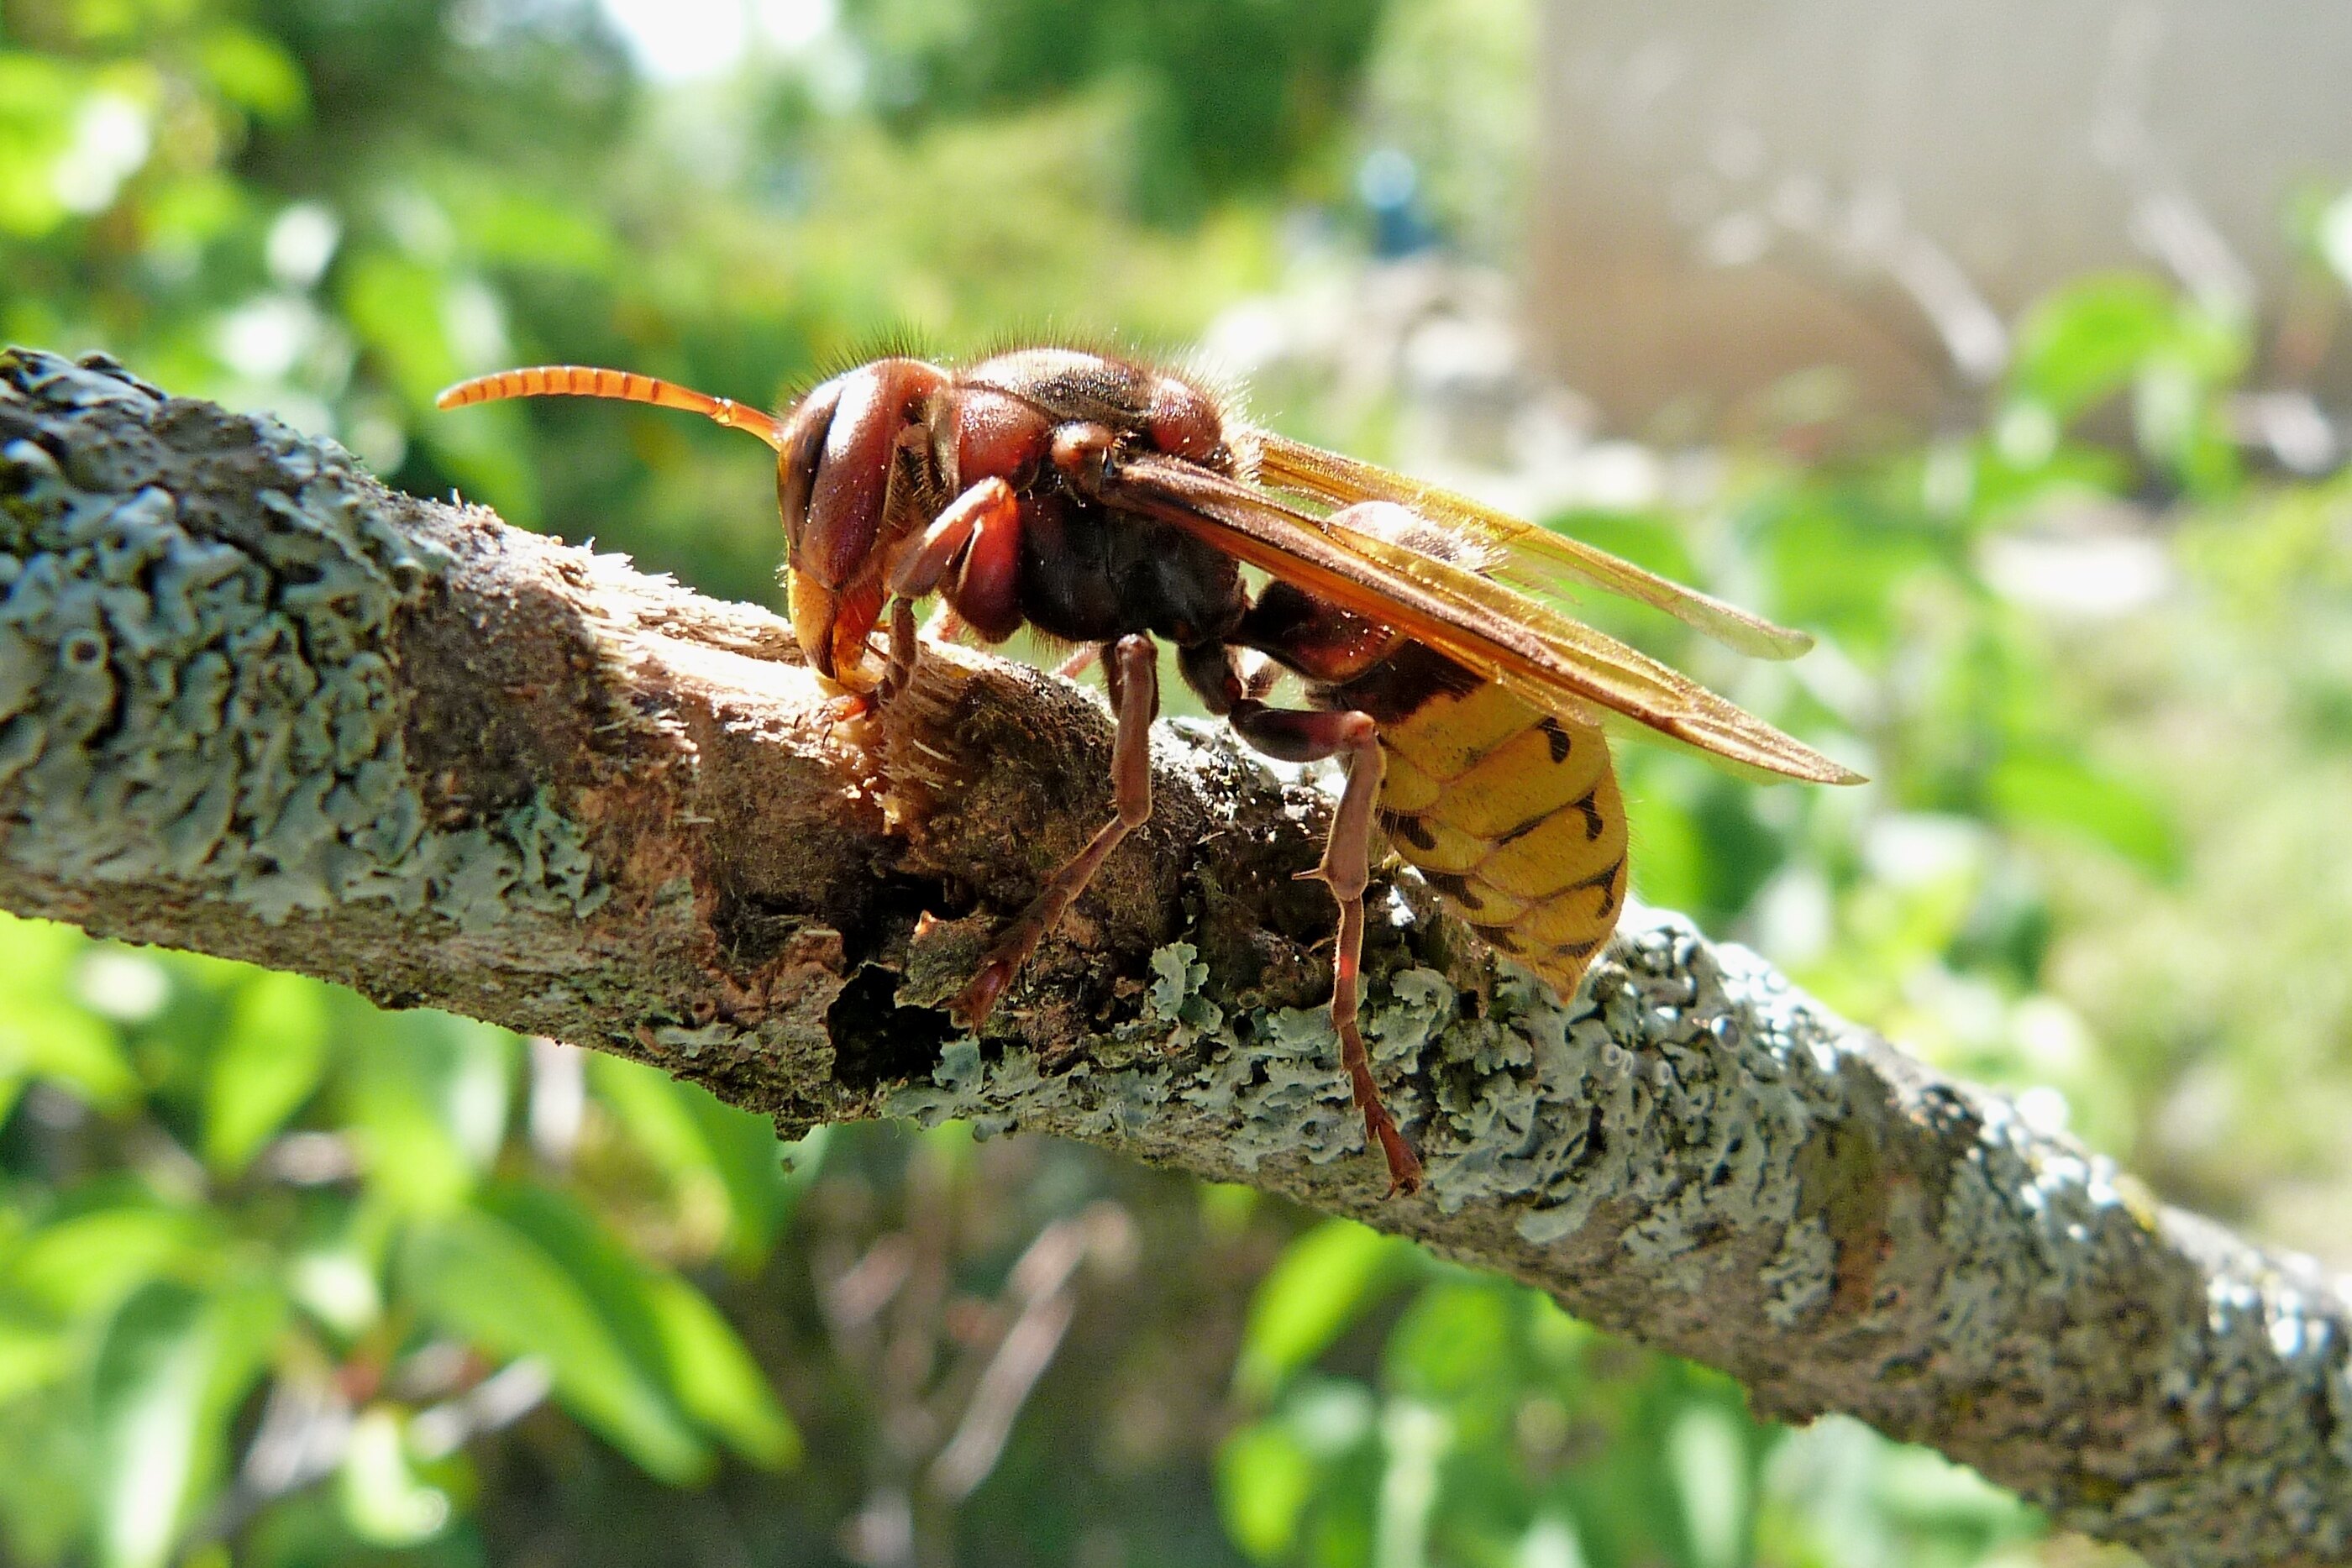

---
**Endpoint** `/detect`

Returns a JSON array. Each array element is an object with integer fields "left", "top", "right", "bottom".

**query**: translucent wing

[
  {"left": 1093, "top": 454, "right": 1863, "bottom": 786},
  {"left": 1248, "top": 429, "right": 1814, "bottom": 660}
]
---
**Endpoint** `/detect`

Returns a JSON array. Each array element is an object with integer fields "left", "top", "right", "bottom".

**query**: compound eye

[
  {"left": 801, "top": 370, "right": 904, "bottom": 590},
  {"left": 775, "top": 377, "right": 845, "bottom": 555},
  {"left": 780, "top": 358, "right": 950, "bottom": 679}
]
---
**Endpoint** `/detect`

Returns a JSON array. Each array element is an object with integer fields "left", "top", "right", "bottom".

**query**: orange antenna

[{"left": 434, "top": 364, "right": 790, "bottom": 450}]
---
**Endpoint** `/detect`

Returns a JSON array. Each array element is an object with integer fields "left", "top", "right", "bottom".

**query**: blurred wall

[{"left": 1528, "top": 0, "right": 2352, "bottom": 428}]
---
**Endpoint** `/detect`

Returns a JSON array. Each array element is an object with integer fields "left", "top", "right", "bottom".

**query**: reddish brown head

[
  {"left": 774, "top": 358, "right": 949, "bottom": 681},
  {"left": 435, "top": 357, "right": 949, "bottom": 685}
]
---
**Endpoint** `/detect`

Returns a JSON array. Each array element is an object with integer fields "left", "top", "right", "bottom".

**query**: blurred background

[{"left": 3, "top": 0, "right": 2349, "bottom": 1562}]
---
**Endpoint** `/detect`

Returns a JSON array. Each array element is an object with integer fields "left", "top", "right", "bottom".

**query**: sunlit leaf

[
  {"left": 1280, "top": 1378, "right": 1378, "bottom": 1457},
  {"left": 1988, "top": 751, "right": 2182, "bottom": 879},
  {"left": 196, "top": 28, "right": 308, "bottom": 124},
  {"left": 1667, "top": 1406, "right": 1748, "bottom": 1568},
  {"left": 1218, "top": 1420, "right": 1314, "bottom": 1564},
  {"left": 9, "top": 1204, "right": 218, "bottom": 1319},
  {"left": 1236, "top": 1220, "right": 1410, "bottom": 1403},
  {"left": 339, "top": 249, "right": 540, "bottom": 522},
  {"left": 341, "top": 1007, "right": 514, "bottom": 1213},
  {"left": 0, "top": 990, "right": 137, "bottom": 1109},
  {"left": 89, "top": 1282, "right": 213, "bottom": 1568},
  {"left": 643, "top": 1273, "right": 801, "bottom": 1468},
  {"left": 1871, "top": 1441, "right": 2035, "bottom": 1528},
  {"left": 87, "top": 1279, "right": 281, "bottom": 1568},
  {"left": 202, "top": 972, "right": 330, "bottom": 1174},
  {"left": 402, "top": 1204, "right": 707, "bottom": 1483},
  {"left": 439, "top": 168, "right": 617, "bottom": 275},
  {"left": 2007, "top": 273, "right": 2181, "bottom": 423},
  {"left": 0, "top": 55, "right": 80, "bottom": 237},
  {"left": 0, "top": 916, "right": 138, "bottom": 1109},
  {"left": 477, "top": 1179, "right": 791, "bottom": 1460},
  {"left": 336, "top": 1406, "right": 450, "bottom": 1545},
  {"left": 1373, "top": 1398, "right": 1448, "bottom": 1568},
  {"left": 1753, "top": 490, "right": 1948, "bottom": 648},
  {"left": 1513, "top": 1514, "right": 1589, "bottom": 1568},
  {"left": 0, "top": 1314, "right": 72, "bottom": 1404}
]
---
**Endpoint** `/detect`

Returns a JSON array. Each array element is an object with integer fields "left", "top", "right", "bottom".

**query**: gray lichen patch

[
  {"left": 1403, "top": 915, "right": 1834, "bottom": 1285},
  {"left": 0, "top": 349, "right": 606, "bottom": 929},
  {"left": 872, "top": 897, "right": 1844, "bottom": 1267},
  {"left": 872, "top": 894, "right": 1841, "bottom": 1249},
  {"left": 1923, "top": 1086, "right": 2352, "bottom": 1554},
  {"left": 1761, "top": 1214, "right": 1836, "bottom": 1327}
]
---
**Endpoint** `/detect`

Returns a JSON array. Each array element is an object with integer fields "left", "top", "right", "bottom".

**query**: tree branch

[{"left": 2, "top": 347, "right": 2344, "bottom": 1566}]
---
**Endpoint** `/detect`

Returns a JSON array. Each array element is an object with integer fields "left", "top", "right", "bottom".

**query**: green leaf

[
  {"left": 342, "top": 1007, "right": 514, "bottom": 1213},
  {"left": 0, "top": 1314, "right": 72, "bottom": 1404},
  {"left": 682, "top": 1088, "right": 795, "bottom": 1262},
  {"left": 1198, "top": 1180, "right": 1260, "bottom": 1240},
  {"left": 643, "top": 1273, "right": 801, "bottom": 1469},
  {"left": 89, "top": 1282, "right": 212, "bottom": 1568},
  {"left": 282, "top": 1197, "right": 393, "bottom": 1340},
  {"left": 87, "top": 1279, "right": 281, "bottom": 1568},
  {"left": 1756, "top": 490, "right": 1948, "bottom": 649},
  {"left": 1987, "top": 751, "right": 2182, "bottom": 879},
  {"left": 402, "top": 1204, "right": 708, "bottom": 1483},
  {"left": 2007, "top": 273, "right": 2181, "bottom": 422},
  {"left": 480, "top": 1182, "right": 792, "bottom": 1464},
  {"left": 0, "top": 917, "right": 138, "bottom": 1109},
  {"left": 588, "top": 1054, "right": 790, "bottom": 1264},
  {"left": 1235, "top": 1219, "right": 1409, "bottom": 1403},
  {"left": 0, "top": 992, "right": 136, "bottom": 1109},
  {"left": 339, "top": 249, "right": 540, "bottom": 521},
  {"left": 196, "top": 27, "right": 308, "bottom": 123},
  {"left": 9, "top": 1204, "right": 218, "bottom": 1318},
  {"left": 440, "top": 168, "right": 617, "bottom": 275},
  {"left": 0, "top": 55, "right": 80, "bottom": 238},
  {"left": 1218, "top": 1419, "right": 1315, "bottom": 1564},
  {"left": 202, "top": 971, "right": 330, "bottom": 1174},
  {"left": 478, "top": 1183, "right": 669, "bottom": 1362},
  {"left": 1382, "top": 1279, "right": 1513, "bottom": 1403},
  {"left": 336, "top": 1407, "right": 450, "bottom": 1545}
]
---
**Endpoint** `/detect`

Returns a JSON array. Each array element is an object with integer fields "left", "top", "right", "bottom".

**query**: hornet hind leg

[
  {"left": 1180, "top": 641, "right": 1421, "bottom": 1194},
  {"left": 1227, "top": 699, "right": 1422, "bottom": 1195}
]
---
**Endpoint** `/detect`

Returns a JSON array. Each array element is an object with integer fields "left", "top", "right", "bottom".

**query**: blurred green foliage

[
  {"left": 4, "top": 0, "right": 2350, "bottom": 1562},
  {"left": 840, "top": 0, "right": 1386, "bottom": 222},
  {"left": 0, "top": 927, "right": 807, "bottom": 1564},
  {"left": 1219, "top": 1223, "right": 2043, "bottom": 1568}
]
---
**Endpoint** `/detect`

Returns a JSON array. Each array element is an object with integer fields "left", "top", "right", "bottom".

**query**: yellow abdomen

[{"left": 1373, "top": 681, "right": 1628, "bottom": 999}]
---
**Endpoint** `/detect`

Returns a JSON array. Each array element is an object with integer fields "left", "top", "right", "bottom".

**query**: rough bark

[{"left": 2, "top": 347, "right": 2346, "bottom": 1566}]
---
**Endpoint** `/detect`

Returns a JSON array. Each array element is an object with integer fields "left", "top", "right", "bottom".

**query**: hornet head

[
  {"left": 770, "top": 358, "right": 949, "bottom": 683},
  {"left": 435, "top": 356, "right": 950, "bottom": 684}
]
